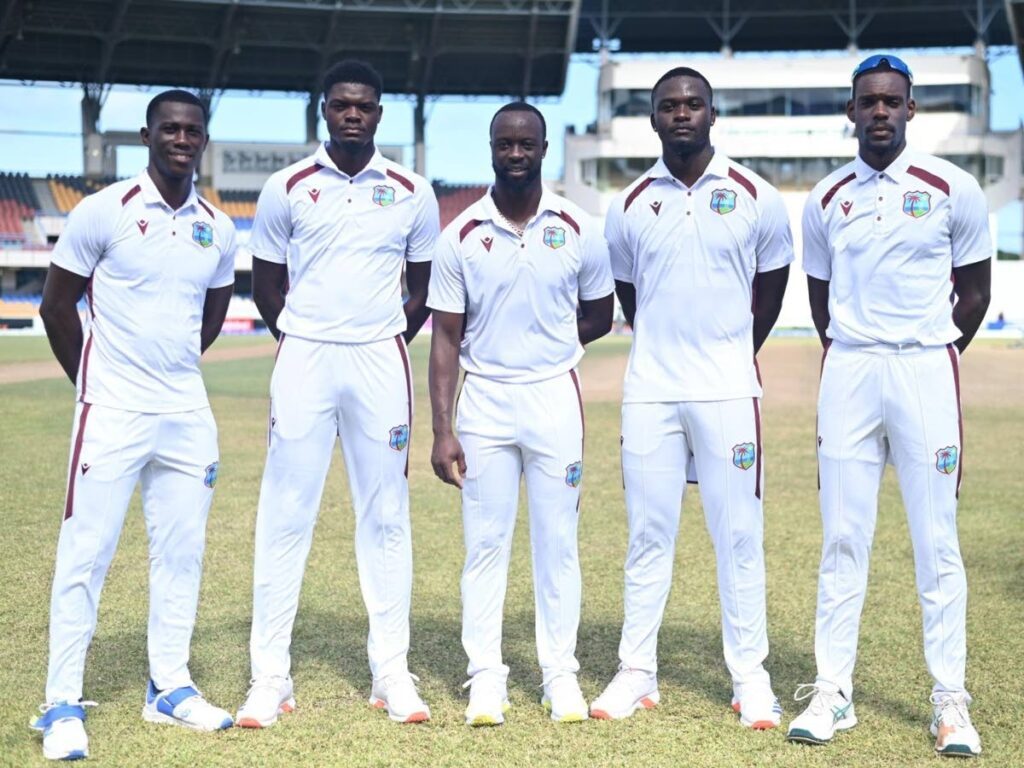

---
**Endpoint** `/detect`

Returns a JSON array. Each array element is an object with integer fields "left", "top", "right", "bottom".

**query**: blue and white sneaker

[
  {"left": 30, "top": 700, "right": 96, "bottom": 761},
  {"left": 787, "top": 683, "right": 857, "bottom": 745},
  {"left": 142, "top": 681, "right": 233, "bottom": 731}
]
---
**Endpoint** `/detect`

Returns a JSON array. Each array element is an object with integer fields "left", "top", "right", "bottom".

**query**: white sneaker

[
  {"left": 930, "top": 691, "right": 981, "bottom": 757},
  {"left": 369, "top": 673, "right": 430, "bottom": 723},
  {"left": 30, "top": 700, "right": 96, "bottom": 761},
  {"left": 541, "top": 674, "right": 588, "bottom": 723},
  {"left": 142, "top": 681, "right": 234, "bottom": 731},
  {"left": 463, "top": 673, "right": 511, "bottom": 727},
  {"left": 237, "top": 676, "right": 296, "bottom": 729},
  {"left": 590, "top": 666, "right": 659, "bottom": 720},
  {"left": 786, "top": 683, "right": 857, "bottom": 745},
  {"left": 732, "top": 683, "right": 783, "bottom": 729}
]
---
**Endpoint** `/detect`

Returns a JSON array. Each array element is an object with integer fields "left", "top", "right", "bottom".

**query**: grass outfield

[{"left": 0, "top": 336, "right": 1021, "bottom": 767}]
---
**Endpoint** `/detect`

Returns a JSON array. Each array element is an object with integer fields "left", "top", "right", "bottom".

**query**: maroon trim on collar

[
  {"left": 728, "top": 167, "right": 757, "bottom": 200},
  {"left": 197, "top": 197, "right": 215, "bottom": 218},
  {"left": 387, "top": 168, "right": 415, "bottom": 193},
  {"left": 285, "top": 163, "right": 324, "bottom": 193},
  {"left": 555, "top": 209, "right": 580, "bottom": 235},
  {"left": 121, "top": 184, "right": 142, "bottom": 207},
  {"left": 821, "top": 172, "right": 857, "bottom": 210},
  {"left": 907, "top": 165, "right": 950, "bottom": 196},
  {"left": 624, "top": 177, "right": 656, "bottom": 212},
  {"left": 459, "top": 218, "right": 484, "bottom": 243}
]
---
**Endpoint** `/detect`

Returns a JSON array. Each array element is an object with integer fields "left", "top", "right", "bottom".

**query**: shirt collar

[
  {"left": 314, "top": 142, "right": 388, "bottom": 179},
  {"left": 478, "top": 183, "right": 561, "bottom": 224},
  {"left": 136, "top": 168, "right": 199, "bottom": 212},
  {"left": 854, "top": 146, "right": 915, "bottom": 183},
  {"left": 647, "top": 150, "right": 731, "bottom": 185}
]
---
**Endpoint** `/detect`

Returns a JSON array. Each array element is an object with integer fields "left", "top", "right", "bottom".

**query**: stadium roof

[{"left": 0, "top": 0, "right": 1015, "bottom": 98}]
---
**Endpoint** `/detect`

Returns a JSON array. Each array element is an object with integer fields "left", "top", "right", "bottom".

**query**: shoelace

[
  {"left": 245, "top": 677, "right": 288, "bottom": 699},
  {"left": 463, "top": 675, "right": 506, "bottom": 699},
  {"left": 381, "top": 672, "right": 420, "bottom": 694},
  {"left": 930, "top": 693, "right": 969, "bottom": 728},
  {"left": 37, "top": 700, "right": 98, "bottom": 715},
  {"left": 793, "top": 683, "right": 830, "bottom": 715}
]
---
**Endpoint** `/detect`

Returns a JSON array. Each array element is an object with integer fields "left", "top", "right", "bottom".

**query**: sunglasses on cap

[{"left": 851, "top": 54, "right": 914, "bottom": 84}]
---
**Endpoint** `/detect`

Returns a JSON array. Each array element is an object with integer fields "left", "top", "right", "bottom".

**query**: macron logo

[
  {"left": 137, "top": 220, "right": 148, "bottom": 235},
  {"left": 840, "top": 200, "right": 853, "bottom": 217},
  {"left": 650, "top": 201, "right": 662, "bottom": 215},
  {"left": 481, "top": 236, "right": 493, "bottom": 252},
  {"left": 308, "top": 189, "right": 321, "bottom": 203},
  {"left": 81, "top": 462, "right": 90, "bottom": 475}
]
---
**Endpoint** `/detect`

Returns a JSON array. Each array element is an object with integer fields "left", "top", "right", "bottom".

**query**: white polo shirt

[
  {"left": 803, "top": 148, "right": 991, "bottom": 347},
  {"left": 607, "top": 153, "right": 794, "bottom": 403},
  {"left": 51, "top": 169, "right": 237, "bottom": 413},
  {"left": 428, "top": 187, "right": 613, "bottom": 384},
  {"left": 248, "top": 144, "right": 439, "bottom": 344}
]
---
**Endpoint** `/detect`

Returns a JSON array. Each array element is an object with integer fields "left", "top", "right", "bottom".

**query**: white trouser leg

[
  {"left": 618, "top": 402, "right": 688, "bottom": 674},
  {"left": 336, "top": 337, "right": 414, "bottom": 679},
  {"left": 521, "top": 372, "right": 585, "bottom": 682},
  {"left": 685, "top": 398, "right": 770, "bottom": 689},
  {"left": 142, "top": 408, "right": 219, "bottom": 691},
  {"left": 458, "top": 376, "right": 520, "bottom": 680},
  {"left": 885, "top": 346, "right": 968, "bottom": 695},
  {"left": 814, "top": 344, "right": 886, "bottom": 697},
  {"left": 250, "top": 337, "right": 338, "bottom": 680},
  {"left": 46, "top": 404, "right": 150, "bottom": 703}
]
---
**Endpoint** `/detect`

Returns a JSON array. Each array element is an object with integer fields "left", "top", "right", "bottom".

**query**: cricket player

[
  {"left": 428, "top": 102, "right": 614, "bottom": 725},
  {"left": 237, "top": 60, "right": 438, "bottom": 727},
  {"left": 787, "top": 55, "right": 991, "bottom": 758},
  {"left": 591, "top": 67, "right": 793, "bottom": 728},
  {"left": 33, "top": 90, "right": 237, "bottom": 760}
]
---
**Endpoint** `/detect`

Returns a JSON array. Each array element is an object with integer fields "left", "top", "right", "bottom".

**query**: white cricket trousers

[
  {"left": 46, "top": 402, "right": 218, "bottom": 703},
  {"left": 457, "top": 371, "right": 585, "bottom": 684},
  {"left": 250, "top": 334, "right": 414, "bottom": 681},
  {"left": 619, "top": 398, "right": 771, "bottom": 689},
  {"left": 814, "top": 341, "right": 968, "bottom": 698}
]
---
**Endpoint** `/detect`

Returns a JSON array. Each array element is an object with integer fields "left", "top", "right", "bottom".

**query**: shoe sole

[
  {"left": 369, "top": 698, "right": 430, "bottom": 724},
  {"left": 542, "top": 698, "right": 589, "bottom": 723},
  {"left": 466, "top": 701, "right": 511, "bottom": 727},
  {"left": 590, "top": 694, "right": 659, "bottom": 721},
  {"left": 42, "top": 747, "right": 87, "bottom": 761},
  {"left": 141, "top": 707, "right": 233, "bottom": 731},
  {"left": 236, "top": 698, "right": 296, "bottom": 729},
  {"left": 787, "top": 718, "right": 858, "bottom": 746},
  {"left": 935, "top": 745, "right": 980, "bottom": 758},
  {"left": 731, "top": 699, "right": 781, "bottom": 730}
]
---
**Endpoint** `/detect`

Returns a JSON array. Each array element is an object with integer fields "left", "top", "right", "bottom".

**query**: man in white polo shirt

[
  {"left": 237, "top": 60, "right": 439, "bottom": 727},
  {"left": 591, "top": 67, "right": 793, "bottom": 728},
  {"left": 787, "top": 55, "right": 991, "bottom": 758},
  {"left": 34, "top": 90, "right": 237, "bottom": 761},
  {"left": 429, "top": 102, "right": 613, "bottom": 726}
]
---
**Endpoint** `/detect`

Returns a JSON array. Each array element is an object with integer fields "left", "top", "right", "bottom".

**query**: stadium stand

[
  {"left": 0, "top": 172, "right": 40, "bottom": 243},
  {"left": 203, "top": 188, "right": 258, "bottom": 229},
  {"left": 434, "top": 183, "right": 487, "bottom": 228},
  {"left": 47, "top": 175, "right": 118, "bottom": 214}
]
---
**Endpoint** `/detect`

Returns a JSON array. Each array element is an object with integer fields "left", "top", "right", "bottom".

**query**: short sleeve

[
  {"left": 605, "top": 201, "right": 633, "bottom": 283},
  {"left": 755, "top": 187, "right": 795, "bottom": 273},
  {"left": 578, "top": 223, "right": 614, "bottom": 300},
  {"left": 426, "top": 230, "right": 465, "bottom": 314},
  {"left": 50, "top": 193, "right": 109, "bottom": 277},
  {"left": 950, "top": 176, "right": 992, "bottom": 268},
  {"left": 406, "top": 186, "right": 440, "bottom": 263},
  {"left": 801, "top": 191, "right": 833, "bottom": 281},
  {"left": 248, "top": 177, "right": 292, "bottom": 264},
  {"left": 211, "top": 220, "right": 237, "bottom": 289}
]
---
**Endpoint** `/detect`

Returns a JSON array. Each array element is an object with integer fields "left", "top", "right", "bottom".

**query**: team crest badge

[
  {"left": 935, "top": 446, "right": 958, "bottom": 475},
  {"left": 192, "top": 221, "right": 213, "bottom": 248},
  {"left": 389, "top": 424, "right": 410, "bottom": 452},
  {"left": 732, "top": 442, "right": 756, "bottom": 470},
  {"left": 565, "top": 460, "right": 583, "bottom": 488},
  {"left": 373, "top": 185, "right": 396, "bottom": 207},
  {"left": 543, "top": 226, "right": 566, "bottom": 249},
  {"left": 710, "top": 189, "right": 737, "bottom": 215},
  {"left": 903, "top": 190, "right": 931, "bottom": 218},
  {"left": 203, "top": 461, "right": 219, "bottom": 488}
]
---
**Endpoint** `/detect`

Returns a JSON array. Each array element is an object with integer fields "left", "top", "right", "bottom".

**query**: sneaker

[
  {"left": 463, "top": 673, "right": 511, "bottom": 727},
  {"left": 731, "top": 684, "right": 783, "bottom": 729},
  {"left": 30, "top": 700, "right": 96, "bottom": 761},
  {"left": 930, "top": 691, "right": 981, "bottom": 757},
  {"left": 237, "top": 676, "right": 296, "bottom": 729},
  {"left": 541, "top": 674, "right": 588, "bottom": 723},
  {"left": 590, "top": 666, "right": 659, "bottom": 720},
  {"left": 786, "top": 683, "right": 857, "bottom": 745},
  {"left": 142, "top": 681, "right": 234, "bottom": 731},
  {"left": 369, "top": 673, "right": 430, "bottom": 723}
]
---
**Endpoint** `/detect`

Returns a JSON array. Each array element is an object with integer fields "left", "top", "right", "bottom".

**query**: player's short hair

[
  {"left": 489, "top": 102, "right": 547, "bottom": 140},
  {"left": 145, "top": 90, "right": 208, "bottom": 128},
  {"left": 322, "top": 59, "right": 383, "bottom": 101},
  {"left": 651, "top": 67, "right": 714, "bottom": 108}
]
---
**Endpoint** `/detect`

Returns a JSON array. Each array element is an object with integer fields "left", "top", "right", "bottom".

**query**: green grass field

[{"left": 1, "top": 335, "right": 1021, "bottom": 767}]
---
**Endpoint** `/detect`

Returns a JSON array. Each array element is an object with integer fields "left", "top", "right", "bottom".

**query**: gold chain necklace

[{"left": 494, "top": 208, "right": 526, "bottom": 238}]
